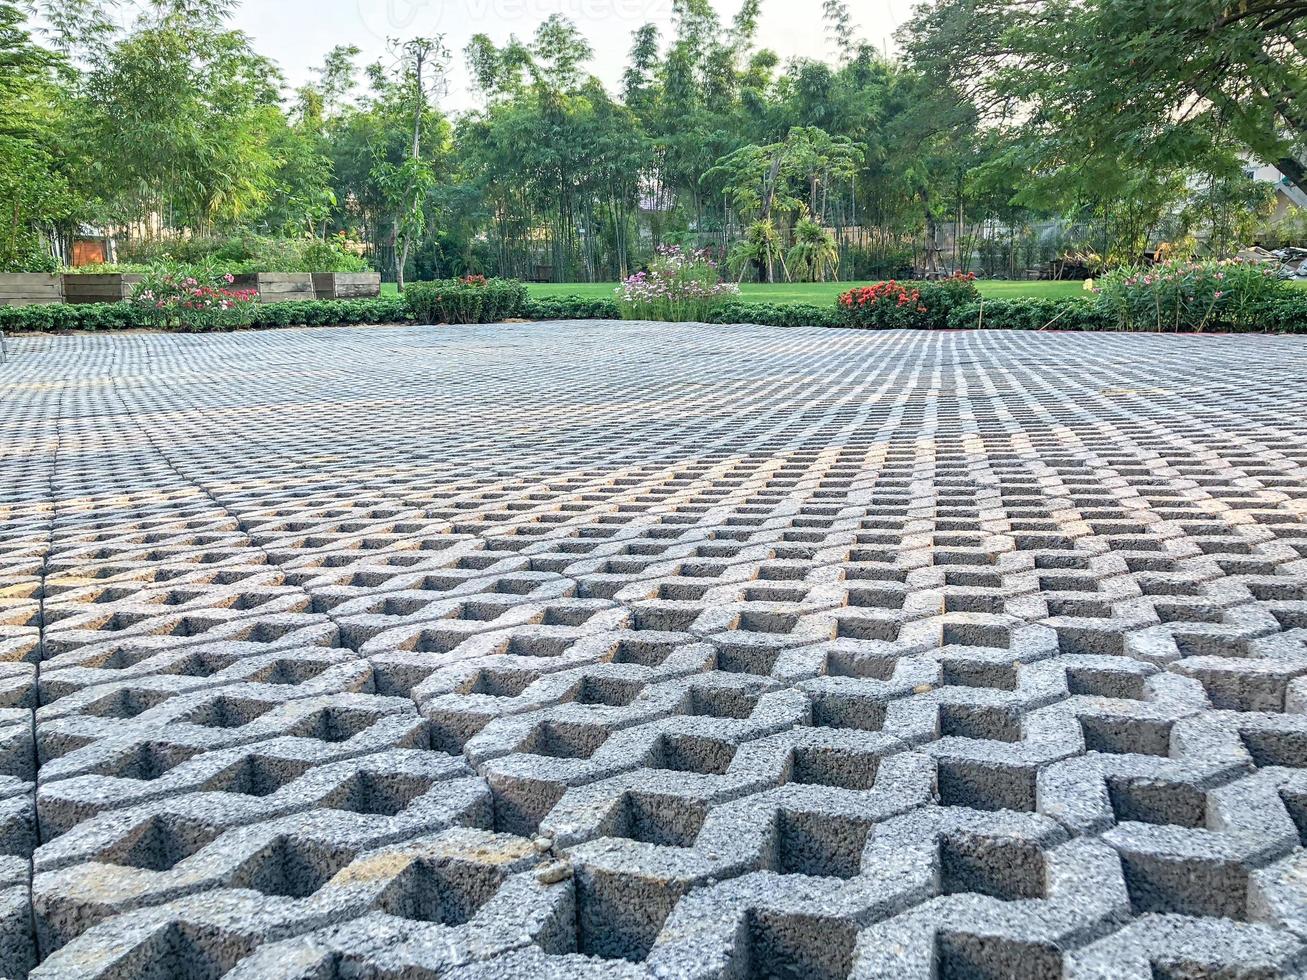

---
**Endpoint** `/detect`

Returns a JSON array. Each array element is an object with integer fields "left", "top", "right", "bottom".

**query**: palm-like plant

[
  {"left": 728, "top": 219, "right": 784, "bottom": 283},
  {"left": 788, "top": 216, "right": 840, "bottom": 282}
]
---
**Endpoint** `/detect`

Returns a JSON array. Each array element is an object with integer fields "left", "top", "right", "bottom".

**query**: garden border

[{"left": 1, "top": 284, "right": 1304, "bottom": 336}]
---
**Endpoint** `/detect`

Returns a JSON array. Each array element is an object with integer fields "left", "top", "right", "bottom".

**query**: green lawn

[
  {"left": 381, "top": 278, "right": 1305, "bottom": 303},
  {"left": 527, "top": 280, "right": 1087, "bottom": 304},
  {"left": 382, "top": 279, "right": 1086, "bottom": 303}
]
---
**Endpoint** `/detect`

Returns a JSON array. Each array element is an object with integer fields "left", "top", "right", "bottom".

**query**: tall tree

[
  {"left": 378, "top": 36, "right": 447, "bottom": 289},
  {"left": 903, "top": 0, "right": 1307, "bottom": 194},
  {"left": 78, "top": 0, "right": 284, "bottom": 235},
  {"left": 0, "top": 0, "right": 73, "bottom": 269}
]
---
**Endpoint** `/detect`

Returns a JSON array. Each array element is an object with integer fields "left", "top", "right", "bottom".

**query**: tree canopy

[{"left": 1, "top": 0, "right": 1299, "bottom": 276}]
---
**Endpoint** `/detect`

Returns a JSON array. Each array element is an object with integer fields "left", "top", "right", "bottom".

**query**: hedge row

[
  {"left": 947, "top": 294, "right": 1307, "bottom": 333},
  {"left": 522, "top": 296, "right": 621, "bottom": 321},
  {"left": 406, "top": 278, "right": 527, "bottom": 325},
  {"left": 2, "top": 285, "right": 1304, "bottom": 335},
  {"left": 947, "top": 298, "right": 1113, "bottom": 332},
  {"left": 0, "top": 298, "right": 409, "bottom": 332}
]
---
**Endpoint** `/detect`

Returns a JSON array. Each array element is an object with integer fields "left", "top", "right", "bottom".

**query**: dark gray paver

[{"left": 1, "top": 321, "right": 1306, "bottom": 978}]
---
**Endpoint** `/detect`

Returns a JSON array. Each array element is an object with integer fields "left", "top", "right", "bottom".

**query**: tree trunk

[
  {"left": 1275, "top": 156, "right": 1307, "bottom": 198},
  {"left": 392, "top": 218, "right": 404, "bottom": 290}
]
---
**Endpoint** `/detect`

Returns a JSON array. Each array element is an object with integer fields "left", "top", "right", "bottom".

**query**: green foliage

[
  {"left": 5, "top": 286, "right": 1302, "bottom": 335},
  {"left": 1254, "top": 292, "right": 1307, "bottom": 334},
  {"left": 788, "top": 218, "right": 841, "bottom": 282},
  {"left": 404, "top": 277, "right": 527, "bottom": 324},
  {"left": 903, "top": 0, "right": 1307, "bottom": 200},
  {"left": 522, "top": 296, "right": 621, "bottom": 320},
  {"left": 947, "top": 298, "right": 1112, "bottom": 331},
  {"left": 706, "top": 302, "right": 842, "bottom": 328},
  {"left": 1093, "top": 259, "right": 1287, "bottom": 332},
  {"left": 0, "top": 297, "right": 408, "bottom": 332},
  {"left": 78, "top": 1, "right": 287, "bottom": 233},
  {"left": 5, "top": 1, "right": 1301, "bottom": 288},
  {"left": 459, "top": 22, "right": 648, "bottom": 283},
  {"left": 727, "top": 220, "right": 784, "bottom": 284},
  {"left": 248, "top": 298, "right": 408, "bottom": 328},
  {"left": 0, "top": 2, "right": 73, "bottom": 271},
  {"left": 116, "top": 234, "right": 367, "bottom": 274},
  {"left": 0, "top": 301, "right": 133, "bottom": 332}
]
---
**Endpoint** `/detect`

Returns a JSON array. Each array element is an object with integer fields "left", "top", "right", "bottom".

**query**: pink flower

[{"left": 1214, "top": 291, "right": 1224, "bottom": 299}]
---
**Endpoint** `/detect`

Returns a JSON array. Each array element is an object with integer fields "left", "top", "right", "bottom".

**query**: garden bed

[
  {"left": 312, "top": 272, "right": 381, "bottom": 300},
  {"left": 62, "top": 274, "right": 144, "bottom": 304},
  {"left": 2, "top": 270, "right": 1304, "bottom": 335},
  {"left": 0, "top": 274, "right": 63, "bottom": 307},
  {"left": 232, "top": 273, "right": 317, "bottom": 303}
]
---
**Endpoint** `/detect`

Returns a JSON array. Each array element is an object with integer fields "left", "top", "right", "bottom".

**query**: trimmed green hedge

[
  {"left": 249, "top": 299, "right": 408, "bottom": 328},
  {"left": 523, "top": 295, "right": 621, "bottom": 320},
  {"left": 2, "top": 281, "right": 1304, "bottom": 335},
  {"left": 947, "top": 294, "right": 1307, "bottom": 333},
  {"left": 1245, "top": 292, "right": 1307, "bottom": 334},
  {"left": 947, "top": 298, "right": 1113, "bottom": 331},
  {"left": 0, "top": 298, "right": 409, "bottom": 333},
  {"left": 707, "top": 302, "right": 842, "bottom": 329},
  {"left": 405, "top": 278, "right": 527, "bottom": 325}
]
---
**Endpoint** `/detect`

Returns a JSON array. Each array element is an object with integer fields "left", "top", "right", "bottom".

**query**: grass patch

[
  {"left": 381, "top": 278, "right": 1304, "bottom": 304},
  {"left": 533, "top": 280, "right": 1088, "bottom": 304},
  {"left": 382, "top": 280, "right": 1087, "bottom": 303}
]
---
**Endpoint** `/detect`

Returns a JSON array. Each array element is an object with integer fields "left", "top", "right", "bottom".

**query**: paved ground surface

[{"left": 1, "top": 321, "right": 1307, "bottom": 979}]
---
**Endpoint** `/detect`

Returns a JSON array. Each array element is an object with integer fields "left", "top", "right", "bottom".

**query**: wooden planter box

[
  {"left": 0, "top": 274, "right": 64, "bottom": 307},
  {"left": 313, "top": 272, "right": 381, "bottom": 300},
  {"left": 62, "top": 274, "right": 144, "bottom": 304},
  {"left": 232, "top": 273, "right": 317, "bottom": 304}
]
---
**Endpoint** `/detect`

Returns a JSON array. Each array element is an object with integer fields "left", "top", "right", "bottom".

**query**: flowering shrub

[
  {"left": 131, "top": 271, "right": 259, "bottom": 330},
  {"left": 840, "top": 281, "right": 925, "bottom": 328},
  {"left": 1092, "top": 259, "right": 1286, "bottom": 332},
  {"left": 616, "top": 246, "right": 740, "bottom": 322},
  {"left": 838, "top": 273, "right": 979, "bottom": 329}
]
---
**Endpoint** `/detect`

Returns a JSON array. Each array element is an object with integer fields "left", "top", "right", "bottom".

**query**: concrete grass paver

[{"left": 0, "top": 321, "right": 1306, "bottom": 978}]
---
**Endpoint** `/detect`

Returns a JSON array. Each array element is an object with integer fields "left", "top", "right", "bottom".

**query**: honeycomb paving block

[
  {"left": 5, "top": 323, "right": 1307, "bottom": 976},
  {"left": 31, "top": 772, "right": 493, "bottom": 952},
  {"left": 0, "top": 855, "right": 36, "bottom": 979}
]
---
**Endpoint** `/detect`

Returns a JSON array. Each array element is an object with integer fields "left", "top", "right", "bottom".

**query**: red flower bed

[{"left": 838, "top": 273, "right": 979, "bottom": 329}]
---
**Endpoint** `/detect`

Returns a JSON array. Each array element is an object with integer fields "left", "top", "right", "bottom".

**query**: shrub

[
  {"left": 248, "top": 298, "right": 409, "bottom": 329},
  {"left": 838, "top": 280, "right": 926, "bottom": 329},
  {"left": 405, "top": 277, "right": 527, "bottom": 325},
  {"left": 117, "top": 233, "right": 370, "bottom": 275},
  {"left": 131, "top": 271, "right": 259, "bottom": 331},
  {"left": 0, "top": 297, "right": 409, "bottom": 333},
  {"left": 1093, "top": 259, "right": 1286, "bottom": 332},
  {"left": 706, "top": 302, "right": 841, "bottom": 329},
  {"left": 947, "top": 298, "right": 1112, "bottom": 331},
  {"left": 616, "top": 246, "right": 741, "bottom": 321},
  {"left": 838, "top": 274, "right": 980, "bottom": 329},
  {"left": 1249, "top": 291, "right": 1307, "bottom": 334},
  {"left": 62, "top": 263, "right": 155, "bottom": 275},
  {"left": 523, "top": 296, "right": 621, "bottom": 321}
]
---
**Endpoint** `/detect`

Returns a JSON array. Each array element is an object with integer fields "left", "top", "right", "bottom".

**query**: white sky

[{"left": 225, "top": 0, "right": 906, "bottom": 110}]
